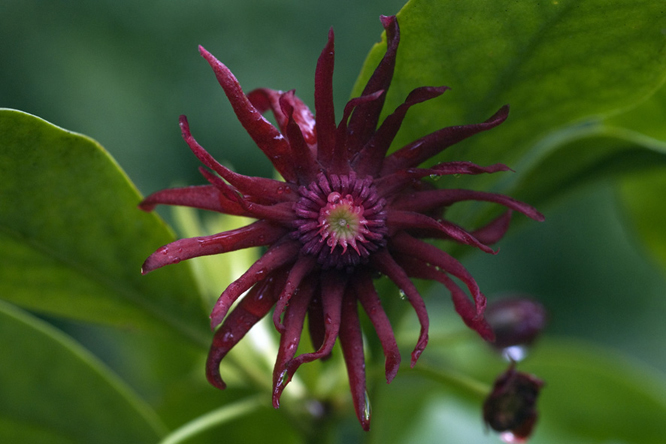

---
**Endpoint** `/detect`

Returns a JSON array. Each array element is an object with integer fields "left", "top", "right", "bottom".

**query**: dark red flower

[
  {"left": 483, "top": 363, "right": 544, "bottom": 442},
  {"left": 140, "top": 15, "right": 544, "bottom": 430}
]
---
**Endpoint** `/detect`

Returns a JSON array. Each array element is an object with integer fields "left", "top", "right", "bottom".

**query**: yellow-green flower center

[{"left": 318, "top": 192, "right": 367, "bottom": 255}]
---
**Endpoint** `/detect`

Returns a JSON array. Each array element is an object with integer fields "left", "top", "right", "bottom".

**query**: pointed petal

[
  {"left": 314, "top": 28, "right": 337, "bottom": 168},
  {"left": 279, "top": 91, "right": 320, "bottom": 183},
  {"left": 180, "top": 115, "right": 297, "bottom": 203},
  {"left": 248, "top": 88, "right": 317, "bottom": 146},
  {"left": 386, "top": 210, "right": 495, "bottom": 254},
  {"left": 272, "top": 254, "right": 317, "bottom": 333},
  {"left": 206, "top": 275, "right": 280, "bottom": 390},
  {"left": 280, "top": 272, "right": 347, "bottom": 388},
  {"left": 331, "top": 91, "right": 384, "bottom": 174},
  {"left": 272, "top": 276, "right": 315, "bottom": 407},
  {"left": 390, "top": 232, "right": 486, "bottom": 319},
  {"left": 370, "top": 249, "right": 429, "bottom": 366},
  {"left": 346, "top": 15, "right": 400, "bottom": 153},
  {"left": 375, "top": 162, "right": 511, "bottom": 197},
  {"left": 307, "top": 289, "right": 325, "bottom": 353},
  {"left": 391, "top": 188, "right": 545, "bottom": 222},
  {"left": 199, "top": 167, "right": 297, "bottom": 225},
  {"left": 353, "top": 86, "right": 449, "bottom": 176},
  {"left": 380, "top": 105, "right": 510, "bottom": 175},
  {"left": 397, "top": 256, "right": 494, "bottom": 341},
  {"left": 210, "top": 239, "right": 300, "bottom": 328},
  {"left": 141, "top": 220, "right": 288, "bottom": 274},
  {"left": 139, "top": 185, "right": 246, "bottom": 216},
  {"left": 339, "top": 287, "right": 371, "bottom": 431},
  {"left": 472, "top": 211, "right": 513, "bottom": 245},
  {"left": 199, "top": 46, "right": 297, "bottom": 182},
  {"left": 356, "top": 271, "right": 401, "bottom": 383},
  {"left": 236, "top": 200, "right": 297, "bottom": 226}
]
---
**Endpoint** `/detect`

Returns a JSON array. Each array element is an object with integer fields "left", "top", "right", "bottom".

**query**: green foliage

[
  {"left": 0, "top": 300, "right": 166, "bottom": 443},
  {"left": 0, "top": 109, "right": 209, "bottom": 346}
]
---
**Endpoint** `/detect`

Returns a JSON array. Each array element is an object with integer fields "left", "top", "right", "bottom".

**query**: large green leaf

[
  {"left": 0, "top": 300, "right": 167, "bottom": 443},
  {"left": 353, "top": 0, "right": 666, "bottom": 219},
  {"left": 0, "top": 109, "right": 208, "bottom": 345}
]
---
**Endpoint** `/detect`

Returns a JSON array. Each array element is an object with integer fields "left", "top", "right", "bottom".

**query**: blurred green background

[{"left": 2, "top": 0, "right": 666, "bottom": 442}]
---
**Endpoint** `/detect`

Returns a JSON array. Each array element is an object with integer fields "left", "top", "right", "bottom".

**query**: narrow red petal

[
  {"left": 331, "top": 91, "right": 384, "bottom": 174},
  {"left": 392, "top": 188, "right": 545, "bottom": 222},
  {"left": 380, "top": 105, "right": 510, "bottom": 175},
  {"left": 279, "top": 91, "right": 320, "bottom": 183},
  {"left": 339, "top": 287, "right": 371, "bottom": 431},
  {"left": 248, "top": 88, "right": 317, "bottom": 146},
  {"left": 397, "top": 256, "right": 494, "bottom": 341},
  {"left": 180, "top": 115, "right": 298, "bottom": 203},
  {"left": 353, "top": 86, "right": 449, "bottom": 176},
  {"left": 142, "top": 220, "right": 288, "bottom": 274},
  {"left": 472, "top": 211, "right": 513, "bottom": 245},
  {"left": 386, "top": 210, "right": 495, "bottom": 254},
  {"left": 139, "top": 185, "right": 246, "bottom": 216},
  {"left": 198, "top": 46, "right": 297, "bottom": 182},
  {"left": 206, "top": 275, "right": 280, "bottom": 390},
  {"left": 346, "top": 15, "right": 400, "bottom": 154},
  {"left": 210, "top": 239, "right": 300, "bottom": 328},
  {"left": 370, "top": 250, "right": 429, "bottom": 366},
  {"left": 356, "top": 271, "right": 401, "bottom": 383},
  {"left": 307, "top": 290, "right": 325, "bottom": 353},
  {"left": 314, "top": 28, "right": 337, "bottom": 168},
  {"left": 390, "top": 232, "right": 486, "bottom": 319},
  {"left": 375, "top": 162, "right": 511, "bottom": 197},
  {"left": 272, "top": 255, "right": 317, "bottom": 333},
  {"left": 272, "top": 276, "right": 315, "bottom": 408},
  {"left": 281, "top": 272, "right": 347, "bottom": 386}
]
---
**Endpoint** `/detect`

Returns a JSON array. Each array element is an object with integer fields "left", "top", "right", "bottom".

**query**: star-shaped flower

[{"left": 140, "top": 15, "right": 544, "bottom": 430}]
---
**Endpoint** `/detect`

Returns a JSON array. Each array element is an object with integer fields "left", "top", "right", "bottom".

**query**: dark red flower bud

[
  {"left": 485, "top": 297, "right": 547, "bottom": 352},
  {"left": 483, "top": 363, "right": 544, "bottom": 443}
]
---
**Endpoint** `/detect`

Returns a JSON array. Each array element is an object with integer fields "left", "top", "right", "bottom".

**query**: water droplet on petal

[
  {"left": 277, "top": 369, "right": 288, "bottom": 387},
  {"left": 363, "top": 390, "right": 372, "bottom": 422},
  {"left": 398, "top": 289, "right": 406, "bottom": 300}
]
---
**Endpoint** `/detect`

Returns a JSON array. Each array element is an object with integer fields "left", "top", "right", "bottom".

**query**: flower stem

[{"left": 157, "top": 395, "right": 265, "bottom": 444}]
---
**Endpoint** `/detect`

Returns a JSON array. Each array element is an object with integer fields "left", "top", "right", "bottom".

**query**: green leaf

[
  {"left": 619, "top": 169, "right": 666, "bottom": 271},
  {"left": 0, "top": 300, "right": 167, "bottom": 443},
  {"left": 610, "top": 83, "right": 666, "bottom": 273},
  {"left": 508, "top": 122, "right": 666, "bottom": 207},
  {"left": 0, "top": 109, "right": 208, "bottom": 345},
  {"left": 353, "top": 0, "right": 666, "bottom": 223}
]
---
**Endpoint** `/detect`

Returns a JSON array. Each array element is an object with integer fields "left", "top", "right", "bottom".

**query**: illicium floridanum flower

[{"left": 140, "top": 15, "right": 544, "bottom": 430}]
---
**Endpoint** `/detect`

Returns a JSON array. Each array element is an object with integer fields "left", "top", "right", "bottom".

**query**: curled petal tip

[
  {"left": 385, "top": 359, "right": 400, "bottom": 384},
  {"left": 380, "top": 15, "right": 396, "bottom": 27}
]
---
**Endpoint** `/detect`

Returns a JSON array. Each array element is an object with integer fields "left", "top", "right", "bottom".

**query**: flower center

[{"left": 294, "top": 172, "right": 387, "bottom": 269}]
